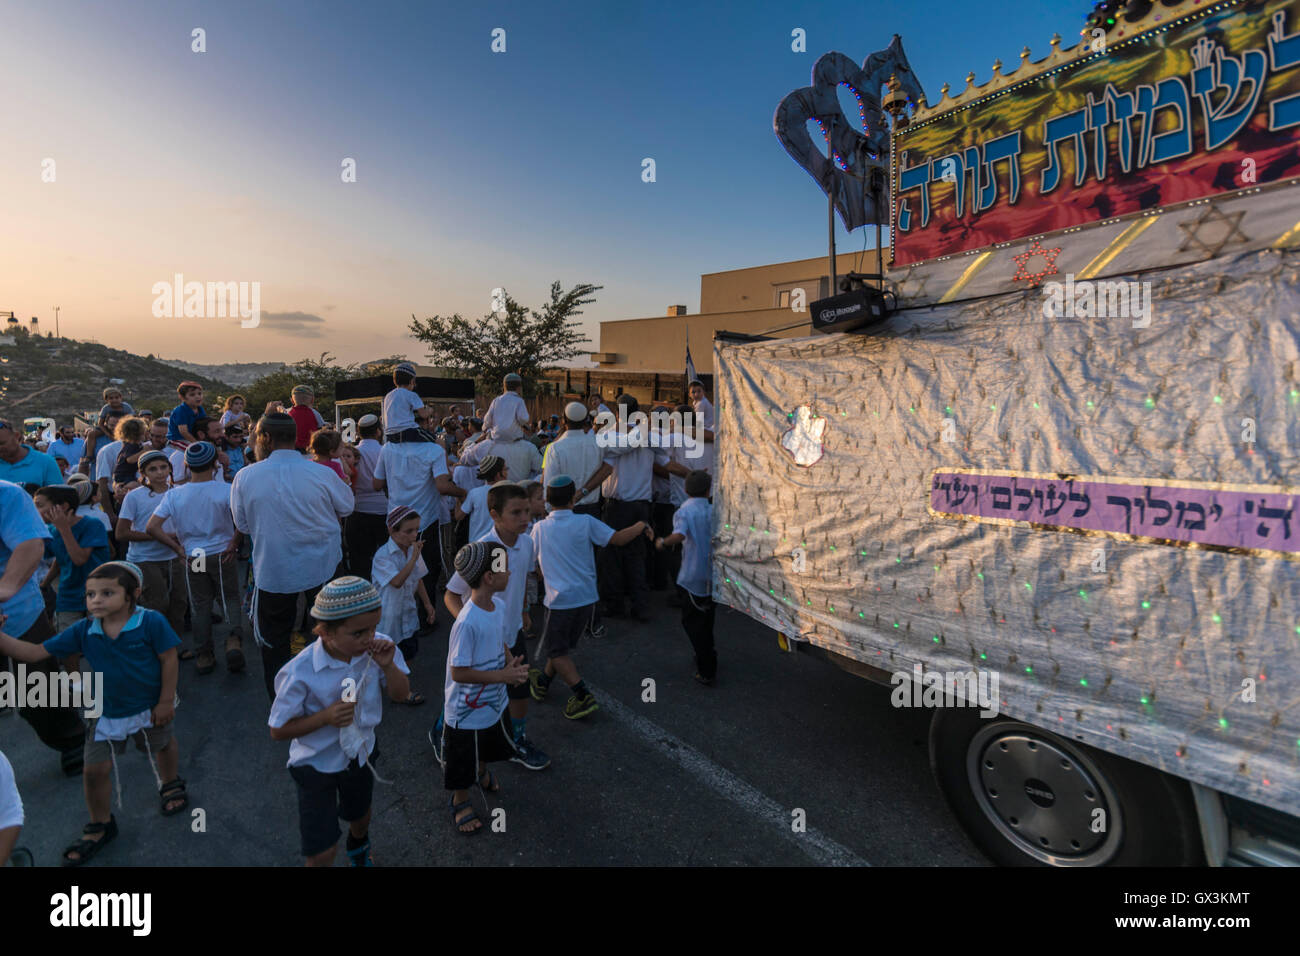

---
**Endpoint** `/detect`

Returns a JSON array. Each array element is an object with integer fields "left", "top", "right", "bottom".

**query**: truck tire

[{"left": 929, "top": 709, "right": 1203, "bottom": 866}]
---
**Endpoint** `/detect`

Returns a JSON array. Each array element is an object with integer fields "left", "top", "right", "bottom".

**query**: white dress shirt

[
  {"left": 231, "top": 449, "right": 354, "bottom": 594},
  {"left": 93, "top": 439, "right": 123, "bottom": 484},
  {"left": 458, "top": 435, "right": 542, "bottom": 482},
  {"left": 374, "top": 440, "right": 449, "bottom": 533},
  {"left": 600, "top": 428, "right": 668, "bottom": 503},
  {"left": 482, "top": 391, "right": 531, "bottom": 443},
  {"left": 542, "top": 430, "right": 605, "bottom": 507},
  {"left": 353, "top": 438, "right": 387, "bottom": 516}
]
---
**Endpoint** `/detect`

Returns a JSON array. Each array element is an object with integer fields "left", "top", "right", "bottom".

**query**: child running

[
  {"left": 268, "top": 577, "right": 410, "bottom": 867},
  {"left": 370, "top": 505, "right": 433, "bottom": 703},
  {"left": 145, "top": 442, "right": 245, "bottom": 676},
  {"left": 528, "top": 475, "right": 651, "bottom": 719},
  {"left": 439, "top": 542, "right": 530, "bottom": 835},
  {"left": 0, "top": 560, "right": 185, "bottom": 866},
  {"left": 654, "top": 470, "right": 717, "bottom": 685},
  {"left": 434, "top": 482, "right": 549, "bottom": 771}
]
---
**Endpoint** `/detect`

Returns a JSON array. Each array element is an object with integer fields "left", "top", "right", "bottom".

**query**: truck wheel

[{"left": 929, "top": 709, "right": 1202, "bottom": 866}]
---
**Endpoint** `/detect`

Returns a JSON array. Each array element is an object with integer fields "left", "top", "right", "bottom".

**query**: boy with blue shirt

[
  {"left": 34, "top": 485, "right": 112, "bottom": 632},
  {"left": 0, "top": 560, "right": 185, "bottom": 866},
  {"left": 166, "top": 381, "right": 206, "bottom": 443},
  {"left": 654, "top": 470, "right": 716, "bottom": 685}
]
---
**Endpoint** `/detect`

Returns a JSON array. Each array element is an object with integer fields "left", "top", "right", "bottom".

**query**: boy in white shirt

[
  {"left": 269, "top": 576, "right": 410, "bottom": 866},
  {"left": 654, "top": 470, "right": 716, "bottom": 685},
  {"left": 370, "top": 505, "right": 434, "bottom": 704},
  {"left": 527, "top": 475, "right": 651, "bottom": 719},
  {"left": 455, "top": 456, "right": 507, "bottom": 544},
  {"left": 146, "top": 442, "right": 244, "bottom": 676},
  {"left": 482, "top": 373, "right": 531, "bottom": 443},
  {"left": 382, "top": 362, "right": 432, "bottom": 444},
  {"left": 440, "top": 542, "right": 530, "bottom": 835}
]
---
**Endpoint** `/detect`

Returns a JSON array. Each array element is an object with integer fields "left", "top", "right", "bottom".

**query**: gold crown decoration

[{"left": 909, "top": 0, "right": 1243, "bottom": 124}]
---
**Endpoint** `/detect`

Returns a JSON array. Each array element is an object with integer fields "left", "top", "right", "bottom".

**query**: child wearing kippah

[
  {"left": 268, "top": 576, "right": 411, "bottom": 866},
  {"left": 371, "top": 506, "right": 434, "bottom": 703},
  {"left": 441, "top": 542, "right": 530, "bottom": 835}
]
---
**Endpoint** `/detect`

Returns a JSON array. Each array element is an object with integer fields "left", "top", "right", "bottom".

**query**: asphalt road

[{"left": 3, "top": 588, "right": 987, "bottom": 867}]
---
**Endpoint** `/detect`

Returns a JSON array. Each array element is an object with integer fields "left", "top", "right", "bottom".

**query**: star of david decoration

[
  {"left": 1010, "top": 240, "right": 1062, "bottom": 288},
  {"left": 1177, "top": 205, "right": 1249, "bottom": 258}
]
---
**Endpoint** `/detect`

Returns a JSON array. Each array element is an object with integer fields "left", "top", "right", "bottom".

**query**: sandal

[
  {"left": 478, "top": 769, "right": 500, "bottom": 793},
  {"left": 450, "top": 797, "right": 482, "bottom": 835},
  {"left": 345, "top": 837, "right": 374, "bottom": 866},
  {"left": 62, "top": 817, "right": 117, "bottom": 867},
  {"left": 400, "top": 691, "right": 426, "bottom": 706},
  {"left": 159, "top": 777, "right": 189, "bottom": 816},
  {"left": 178, "top": 649, "right": 196, "bottom": 661}
]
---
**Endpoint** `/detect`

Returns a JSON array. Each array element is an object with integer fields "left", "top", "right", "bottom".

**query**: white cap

[{"left": 564, "top": 401, "right": 588, "bottom": 422}]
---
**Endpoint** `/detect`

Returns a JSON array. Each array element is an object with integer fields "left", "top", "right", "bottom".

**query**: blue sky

[{"left": 1, "top": 0, "right": 1078, "bottom": 363}]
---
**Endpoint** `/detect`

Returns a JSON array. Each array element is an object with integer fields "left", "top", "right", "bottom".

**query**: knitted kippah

[
  {"left": 547, "top": 474, "right": 574, "bottom": 488},
  {"left": 185, "top": 441, "right": 217, "bottom": 468},
  {"left": 395, "top": 361, "right": 416, "bottom": 376},
  {"left": 70, "top": 479, "right": 94, "bottom": 504},
  {"left": 138, "top": 449, "right": 169, "bottom": 471},
  {"left": 454, "top": 542, "right": 496, "bottom": 583},
  {"left": 311, "top": 576, "right": 382, "bottom": 621},
  {"left": 93, "top": 560, "right": 144, "bottom": 588},
  {"left": 386, "top": 504, "right": 418, "bottom": 529},
  {"left": 477, "top": 455, "right": 504, "bottom": 478},
  {"left": 503, "top": 373, "right": 522, "bottom": 384}
]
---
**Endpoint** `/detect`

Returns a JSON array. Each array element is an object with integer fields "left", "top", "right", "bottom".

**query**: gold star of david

[{"left": 1177, "top": 205, "right": 1248, "bottom": 258}]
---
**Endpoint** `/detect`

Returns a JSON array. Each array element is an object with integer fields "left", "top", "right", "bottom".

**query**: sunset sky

[{"left": 1, "top": 0, "right": 1071, "bottom": 365}]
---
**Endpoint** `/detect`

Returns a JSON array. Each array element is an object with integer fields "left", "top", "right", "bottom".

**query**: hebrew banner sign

[
  {"left": 930, "top": 469, "right": 1300, "bottom": 559},
  {"left": 891, "top": 0, "right": 1300, "bottom": 266}
]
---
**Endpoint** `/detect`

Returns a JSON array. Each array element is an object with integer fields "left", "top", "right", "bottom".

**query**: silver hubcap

[{"left": 967, "top": 723, "right": 1122, "bottom": 866}]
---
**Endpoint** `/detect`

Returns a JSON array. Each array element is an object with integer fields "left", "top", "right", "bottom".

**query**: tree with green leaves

[
  {"left": 408, "top": 281, "right": 600, "bottom": 395},
  {"left": 242, "top": 352, "right": 359, "bottom": 419}
]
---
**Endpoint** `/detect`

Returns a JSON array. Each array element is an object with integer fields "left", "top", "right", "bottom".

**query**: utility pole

[{"left": 53, "top": 306, "right": 60, "bottom": 338}]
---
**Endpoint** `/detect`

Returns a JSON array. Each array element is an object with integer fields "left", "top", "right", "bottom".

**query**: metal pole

[
  {"left": 54, "top": 306, "right": 60, "bottom": 338},
  {"left": 828, "top": 118, "right": 837, "bottom": 297}
]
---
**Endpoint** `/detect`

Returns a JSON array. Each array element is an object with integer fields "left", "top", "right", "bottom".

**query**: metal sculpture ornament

[{"left": 774, "top": 36, "right": 926, "bottom": 230}]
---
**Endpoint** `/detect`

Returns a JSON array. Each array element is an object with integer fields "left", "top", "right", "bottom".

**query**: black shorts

[
  {"left": 442, "top": 711, "right": 518, "bottom": 791},
  {"left": 506, "top": 628, "right": 529, "bottom": 700},
  {"left": 539, "top": 603, "right": 594, "bottom": 660},
  {"left": 288, "top": 747, "right": 379, "bottom": 857}
]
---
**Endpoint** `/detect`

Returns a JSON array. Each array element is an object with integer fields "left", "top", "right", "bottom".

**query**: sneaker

[
  {"left": 345, "top": 838, "right": 374, "bottom": 867},
  {"left": 563, "top": 692, "right": 599, "bottom": 721},
  {"left": 510, "top": 735, "right": 551, "bottom": 771},
  {"left": 528, "top": 668, "right": 550, "bottom": 702},
  {"left": 196, "top": 645, "right": 216, "bottom": 675},
  {"left": 427, "top": 725, "right": 445, "bottom": 767},
  {"left": 225, "top": 635, "right": 245, "bottom": 673}
]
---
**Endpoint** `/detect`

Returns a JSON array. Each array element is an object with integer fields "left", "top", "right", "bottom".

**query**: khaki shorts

[{"left": 83, "top": 716, "right": 174, "bottom": 766}]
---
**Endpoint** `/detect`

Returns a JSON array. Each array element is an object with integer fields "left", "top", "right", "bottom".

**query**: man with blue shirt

[
  {"left": 49, "top": 425, "right": 86, "bottom": 476},
  {"left": 232, "top": 413, "right": 355, "bottom": 699},
  {"left": 0, "top": 480, "right": 85, "bottom": 773},
  {"left": 0, "top": 420, "right": 63, "bottom": 488}
]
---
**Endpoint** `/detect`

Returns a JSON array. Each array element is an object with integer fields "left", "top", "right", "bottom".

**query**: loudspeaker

[{"left": 810, "top": 286, "right": 889, "bottom": 334}]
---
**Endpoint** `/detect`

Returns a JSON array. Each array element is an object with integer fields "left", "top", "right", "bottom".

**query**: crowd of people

[{"left": 0, "top": 363, "right": 718, "bottom": 864}]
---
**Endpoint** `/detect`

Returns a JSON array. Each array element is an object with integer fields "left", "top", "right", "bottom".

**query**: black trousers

[
  {"left": 600, "top": 498, "right": 651, "bottom": 614},
  {"left": 256, "top": 585, "right": 323, "bottom": 700},
  {"left": 344, "top": 511, "right": 388, "bottom": 582},
  {"left": 650, "top": 501, "right": 676, "bottom": 589},
  {"left": 5, "top": 611, "right": 84, "bottom": 757},
  {"left": 679, "top": 587, "right": 717, "bottom": 680},
  {"left": 414, "top": 523, "right": 442, "bottom": 651}
]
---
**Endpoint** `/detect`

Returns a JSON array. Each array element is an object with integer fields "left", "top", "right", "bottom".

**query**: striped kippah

[
  {"left": 93, "top": 560, "right": 144, "bottom": 588},
  {"left": 395, "top": 361, "right": 417, "bottom": 376},
  {"left": 476, "top": 455, "right": 504, "bottom": 478},
  {"left": 386, "top": 504, "right": 418, "bottom": 529},
  {"left": 185, "top": 441, "right": 217, "bottom": 468},
  {"left": 312, "top": 576, "right": 382, "bottom": 621},
  {"left": 454, "top": 542, "right": 497, "bottom": 583},
  {"left": 71, "top": 479, "right": 94, "bottom": 504}
]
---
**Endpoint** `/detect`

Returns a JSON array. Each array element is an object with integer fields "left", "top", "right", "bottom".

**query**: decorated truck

[{"left": 717, "top": 0, "right": 1300, "bottom": 865}]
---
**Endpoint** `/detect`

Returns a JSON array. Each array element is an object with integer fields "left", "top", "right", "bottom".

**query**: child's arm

[
  {"left": 0, "top": 622, "right": 53, "bottom": 663},
  {"left": 610, "top": 520, "right": 652, "bottom": 547},
  {"left": 655, "top": 532, "right": 685, "bottom": 550},
  {"left": 41, "top": 560, "right": 58, "bottom": 590},
  {"left": 665, "top": 461, "right": 692, "bottom": 478},
  {"left": 270, "top": 701, "right": 355, "bottom": 740},
  {"left": 387, "top": 542, "right": 423, "bottom": 589},
  {"left": 49, "top": 511, "right": 93, "bottom": 566},
  {"left": 145, "top": 514, "right": 185, "bottom": 559},
  {"left": 451, "top": 645, "right": 528, "bottom": 686},
  {"left": 124, "top": 446, "right": 144, "bottom": 465},
  {"left": 152, "top": 647, "right": 178, "bottom": 727},
  {"left": 177, "top": 424, "right": 197, "bottom": 443},
  {"left": 416, "top": 579, "right": 436, "bottom": 625},
  {"left": 115, "top": 516, "right": 154, "bottom": 543},
  {"left": 577, "top": 463, "right": 613, "bottom": 500},
  {"left": 367, "top": 639, "right": 411, "bottom": 702},
  {"left": 443, "top": 587, "right": 465, "bottom": 618},
  {"left": 435, "top": 473, "right": 465, "bottom": 499}
]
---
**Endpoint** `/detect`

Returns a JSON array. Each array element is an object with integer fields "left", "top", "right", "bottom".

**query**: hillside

[
  {"left": 159, "top": 359, "right": 288, "bottom": 387},
  {"left": 0, "top": 332, "right": 236, "bottom": 424}
]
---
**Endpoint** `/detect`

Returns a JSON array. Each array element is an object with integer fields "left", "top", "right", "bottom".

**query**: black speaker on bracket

[{"left": 810, "top": 278, "right": 891, "bottom": 334}]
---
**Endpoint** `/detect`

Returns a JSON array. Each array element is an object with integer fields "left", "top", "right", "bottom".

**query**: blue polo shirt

[
  {"left": 43, "top": 609, "right": 181, "bottom": 718},
  {"left": 167, "top": 402, "right": 206, "bottom": 442},
  {"left": 0, "top": 480, "right": 52, "bottom": 635},
  {"left": 45, "top": 516, "right": 112, "bottom": 612},
  {"left": 0, "top": 448, "right": 63, "bottom": 488}
]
